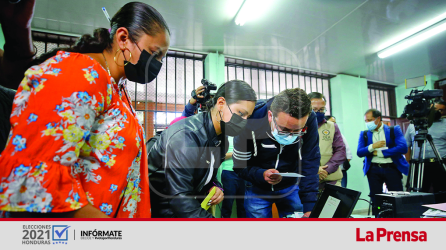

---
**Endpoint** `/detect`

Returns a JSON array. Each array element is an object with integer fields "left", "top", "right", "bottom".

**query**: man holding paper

[
  {"left": 233, "top": 89, "right": 320, "bottom": 218},
  {"left": 357, "top": 109, "right": 409, "bottom": 216}
]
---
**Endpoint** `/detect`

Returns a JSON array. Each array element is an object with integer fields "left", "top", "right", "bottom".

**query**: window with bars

[
  {"left": 225, "top": 58, "right": 335, "bottom": 115},
  {"left": 31, "top": 31, "right": 205, "bottom": 140},
  {"left": 32, "top": 31, "right": 78, "bottom": 57},
  {"left": 127, "top": 51, "right": 205, "bottom": 139},
  {"left": 367, "top": 82, "right": 397, "bottom": 119}
]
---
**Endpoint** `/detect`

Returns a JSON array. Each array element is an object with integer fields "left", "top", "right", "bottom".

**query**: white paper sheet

[
  {"left": 319, "top": 196, "right": 341, "bottom": 218},
  {"left": 375, "top": 147, "right": 389, "bottom": 151},
  {"left": 271, "top": 173, "right": 305, "bottom": 178}
]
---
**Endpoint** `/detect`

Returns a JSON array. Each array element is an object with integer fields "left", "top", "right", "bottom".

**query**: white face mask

[{"left": 366, "top": 120, "right": 378, "bottom": 131}]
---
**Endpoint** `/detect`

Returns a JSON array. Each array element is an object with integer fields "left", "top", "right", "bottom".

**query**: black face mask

[
  {"left": 219, "top": 104, "right": 247, "bottom": 136},
  {"left": 124, "top": 45, "right": 162, "bottom": 84}
]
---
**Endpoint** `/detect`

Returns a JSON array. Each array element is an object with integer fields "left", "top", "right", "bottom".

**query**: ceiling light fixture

[
  {"left": 234, "top": 0, "right": 272, "bottom": 26},
  {"left": 378, "top": 13, "right": 446, "bottom": 58}
]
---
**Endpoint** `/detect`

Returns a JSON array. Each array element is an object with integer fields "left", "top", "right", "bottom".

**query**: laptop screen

[{"left": 309, "top": 184, "right": 361, "bottom": 218}]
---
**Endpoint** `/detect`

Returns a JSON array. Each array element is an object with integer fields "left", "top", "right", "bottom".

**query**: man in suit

[{"left": 357, "top": 109, "right": 409, "bottom": 216}]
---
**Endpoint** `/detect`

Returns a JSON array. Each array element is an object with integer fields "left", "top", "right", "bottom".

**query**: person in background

[
  {"left": 220, "top": 136, "right": 246, "bottom": 218},
  {"left": 0, "top": 0, "right": 36, "bottom": 154},
  {"left": 357, "top": 109, "right": 409, "bottom": 216},
  {"left": 233, "top": 88, "right": 320, "bottom": 218},
  {"left": 147, "top": 80, "right": 257, "bottom": 218},
  {"left": 326, "top": 116, "right": 336, "bottom": 123},
  {"left": 325, "top": 115, "right": 353, "bottom": 188},
  {"left": 0, "top": 2, "right": 170, "bottom": 218},
  {"left": 308, "top": 92, "right": 345, "bottom": 190},
  {"left": 404, "top": 100, "right": 446, "bottom": 193}
]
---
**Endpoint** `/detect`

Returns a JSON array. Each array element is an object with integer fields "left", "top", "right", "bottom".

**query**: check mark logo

[{"left": 55, "top": 226, "right": 70, "bottom": 238}]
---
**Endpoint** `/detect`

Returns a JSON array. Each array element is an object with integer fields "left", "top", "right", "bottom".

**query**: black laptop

[{"left": 309, "top": 184, "right": 361, "bottom": 218}]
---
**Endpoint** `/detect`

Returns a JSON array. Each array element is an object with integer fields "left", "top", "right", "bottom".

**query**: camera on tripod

[
  {"left": 402, "top": 88, "right": 445, "bottom": 192},
  {"left": 401, "top": 89, "right": 443, "bottom": 130},
  {"left": 191, "top": 79, "right": 217, "bottom": 104}
]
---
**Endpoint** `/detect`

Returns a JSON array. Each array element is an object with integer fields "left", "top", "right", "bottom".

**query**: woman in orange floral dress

[{"left": 0, "top": 2, "right": 170, "bottom": 218}]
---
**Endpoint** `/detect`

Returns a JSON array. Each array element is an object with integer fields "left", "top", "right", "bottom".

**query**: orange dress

[{"left": 0, "top": 51, "right": 151, "bottom": 218}]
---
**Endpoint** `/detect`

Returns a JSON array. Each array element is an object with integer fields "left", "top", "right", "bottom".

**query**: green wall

[
  {"left": 330, "top": 74, "right": 371, "bottom": 211},
  {"left": 0, "top": 24, "right": 5, "bottom": 49},
  {"left": 204, "top": 52, "right": 226, "bottom": 87},
  {"left": 395, "top": 74, "right": 439, "bottom": 116}
]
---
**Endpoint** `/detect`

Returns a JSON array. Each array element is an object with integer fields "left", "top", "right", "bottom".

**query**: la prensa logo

[{"left": 52, "top": 225, "right": 70, "bottom": 244}]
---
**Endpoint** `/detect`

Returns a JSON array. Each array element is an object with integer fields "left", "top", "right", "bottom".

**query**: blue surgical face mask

[
  {"left": 366, "top": 120, "right": 378, "bottom": 131},
  {"left": 316, "top": 112, "right": 325, "bottom": 124},
  {"left": 272, "top": 124, "right": 298, "bottom": 145}
]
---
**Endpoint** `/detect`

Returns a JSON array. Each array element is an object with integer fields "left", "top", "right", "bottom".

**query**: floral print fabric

[{"left": 0, "top": 51, "right": 150, "bottom": 218}]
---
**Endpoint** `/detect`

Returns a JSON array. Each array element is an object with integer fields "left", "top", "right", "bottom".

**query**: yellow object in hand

[{"left": 201, "top": 187, "right": 216, "bottom": 210}]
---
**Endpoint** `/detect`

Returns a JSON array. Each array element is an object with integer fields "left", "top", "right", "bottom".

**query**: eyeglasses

[
  {"left": 272, "top": 116, "right": 307, "bottom": 137},
  {"left": 313, "top": 108, "right": 326, "bottom": 113}
]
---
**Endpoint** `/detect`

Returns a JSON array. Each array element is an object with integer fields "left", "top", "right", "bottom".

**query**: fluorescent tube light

[
  {"left": 234, "top": 0, "right": 272, "bottom": 26},
  {"left": 378, "top": 15, "right": 446, "bottom": 58}
]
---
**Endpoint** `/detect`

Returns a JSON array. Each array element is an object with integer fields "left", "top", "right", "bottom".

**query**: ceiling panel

[{"left": 30, "top": 0, "right": 446, "bottom": 84}]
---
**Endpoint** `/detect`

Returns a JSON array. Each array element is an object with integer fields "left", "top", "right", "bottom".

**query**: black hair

[
  {"left": 325, "top": 115, "right": 335, "bottom": 121},
  {"left": 365, "top": 108, "right": 382, "bottom": 119},
  {"left": 307, "top": 92, "right": 326, "bottom": 102},
  {"left": 271, "top": 88, "right": 311, "bottom": 119},
  {"left": 31, "top": 2, "right": 170, "bottom": 64},
  {"left": 206, "top": 80, "right": 257, "bottom": 110},
  {"left": 435, "top": 99, "right": 446, "bottom": 106}
]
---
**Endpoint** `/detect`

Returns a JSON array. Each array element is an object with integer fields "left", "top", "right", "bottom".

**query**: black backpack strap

[
  {"left": 390, "top": 126, "right": 395, "bottom": 143},
  {"left": 363, "top": 130, "right": 368, "bottom": 147}
]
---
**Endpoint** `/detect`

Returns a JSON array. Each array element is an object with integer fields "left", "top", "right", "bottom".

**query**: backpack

[{"left": 343, "top": 158, "right": 351, "bottom": 171}]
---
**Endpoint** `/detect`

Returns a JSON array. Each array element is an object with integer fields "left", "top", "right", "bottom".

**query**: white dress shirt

[{"left": 367, "top": 124, "right": 393, "bottom": 164}]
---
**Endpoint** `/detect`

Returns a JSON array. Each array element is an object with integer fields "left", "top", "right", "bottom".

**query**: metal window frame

[
  {"left": 367, "top": 81, "right": 397, "bottom": 119},
  {"left": 32, "top": 31, "right": 78, "bottom": 55},
  {"left": 131, "top": 50, "right": 205, "bottom": 135},
  {"left": 225, "top": 57, "right": 335, "bottom": 115}
]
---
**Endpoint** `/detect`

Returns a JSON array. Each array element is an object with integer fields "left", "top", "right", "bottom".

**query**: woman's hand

[{"left": 208, "top": 187, "right": 224, "bottom": 206}]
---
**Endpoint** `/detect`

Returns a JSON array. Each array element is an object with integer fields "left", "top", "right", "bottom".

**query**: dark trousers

[
  {"left": 221, "top": 170, "right": 246, "bottom": 218},
  {"left": 366, "top": 163, "right": 403, "bottom": 215},
  {"left": 341, "top": 170, "right": 347, "bottom": 188},
  {"left": 421, "top": 161, "right": 446, "bottom": 193}
]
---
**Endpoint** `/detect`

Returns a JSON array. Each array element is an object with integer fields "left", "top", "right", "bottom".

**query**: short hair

[
  {"left": 365, "top": 108, "right": 382, "bottom": 119},
  {"left": 307, "top": 92, "right": 326, "bottom": 102},
  {"left": 271, "top": 88, "right": 311, "bottom": 119}
]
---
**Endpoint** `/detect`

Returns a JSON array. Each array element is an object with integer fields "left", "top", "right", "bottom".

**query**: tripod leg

[
  {"left": 411, "top": 139, "right": 425, "bottom": 192},
  {"left": 408, "top": 144, "right": 417, "bottom": 192}
]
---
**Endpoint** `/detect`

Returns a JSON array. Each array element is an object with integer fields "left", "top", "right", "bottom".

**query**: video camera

[
  {"left": 401, "top": 89, "right": 443, "bottom": 130},
  {"left": 191, "top": 79, "right": 217, "bottom": 104}
]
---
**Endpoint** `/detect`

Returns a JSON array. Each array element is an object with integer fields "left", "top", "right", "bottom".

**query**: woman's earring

[
  {"left": 216, "top": 109, "right": 223, "bottom": 122},
  {"left": 114, "top": 46, "right": 132, "bottom": 67}
]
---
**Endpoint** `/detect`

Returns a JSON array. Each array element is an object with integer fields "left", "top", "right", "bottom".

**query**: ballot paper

[
  {"left": 422, "top": 208, "right": 446, "bottom": 218},
  {"left": 319, "top": 196, "right": 341, "bottom": 218},
  {"left": 375, "top": 147, "right": 389, "bottom": 151},
  {"left": 271, "top": 173, "right": 305, "bottom": 178}
]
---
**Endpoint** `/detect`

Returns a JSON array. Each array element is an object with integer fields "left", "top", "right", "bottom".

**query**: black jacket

[
  {"left": 233, "top": 98, "right": 320, "bottom": 212},
  {"left": 147, "top": 112, "right": 226, "bottom": 218}
]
